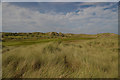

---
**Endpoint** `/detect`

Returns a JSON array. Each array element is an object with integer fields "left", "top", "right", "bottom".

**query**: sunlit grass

[
  {"left": 2, "top": 36, "right": 118, "bottom": 78},
  {"left": 2, "top": 37, "right": 96, "bottom": 46}
]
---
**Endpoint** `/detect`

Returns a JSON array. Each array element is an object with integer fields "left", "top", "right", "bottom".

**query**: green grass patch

[{"left": 3, "top": 37, "right": 96, "bottom": 46}]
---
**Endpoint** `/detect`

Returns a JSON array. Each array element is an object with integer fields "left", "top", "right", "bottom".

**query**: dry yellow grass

[{"left": 2, "top": 36, "right": 118, "bottom": 78}]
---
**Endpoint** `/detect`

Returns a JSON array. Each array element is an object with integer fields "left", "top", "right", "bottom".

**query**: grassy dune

[
  {"left": 2, "top": 37, "right": 95, "bottom": 46},
  {"left": 2, "top": 35, "right": 118, "bottom": 78}
]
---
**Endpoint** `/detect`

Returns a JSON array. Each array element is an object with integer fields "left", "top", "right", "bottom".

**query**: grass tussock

[{"left": 2, "top": 37, "right": 118, "bottom": 78}]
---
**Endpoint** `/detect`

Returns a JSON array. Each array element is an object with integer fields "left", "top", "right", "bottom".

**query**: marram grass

[{"left": 2, "top": 37, "right": 118, "bottom": 78}]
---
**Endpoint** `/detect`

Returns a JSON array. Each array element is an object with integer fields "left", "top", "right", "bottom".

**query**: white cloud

[{"left": 2, "top": 3, "right": 118, "bottom": 34}]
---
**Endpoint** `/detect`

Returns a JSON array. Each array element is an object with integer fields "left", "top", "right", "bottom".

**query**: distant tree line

[{"left": 1, "top": 32, "right": 73, "bottom": 41}]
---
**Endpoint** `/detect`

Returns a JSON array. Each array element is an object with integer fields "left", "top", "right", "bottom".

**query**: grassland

[{"left": 1, "top": 32, "right": 119, "bottom": 78}]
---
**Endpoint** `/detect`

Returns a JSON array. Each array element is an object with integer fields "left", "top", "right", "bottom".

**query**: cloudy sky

[
  {"left": 2, "top": 2, "right": 118, "bottom": 34},
  {"left": 1, "top": 0, "right": 120, "bottom": 2}
]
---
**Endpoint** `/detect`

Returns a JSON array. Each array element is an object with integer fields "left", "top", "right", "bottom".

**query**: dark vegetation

[{"left": 1, "top": 32, "right": 96, "bottom": 41}]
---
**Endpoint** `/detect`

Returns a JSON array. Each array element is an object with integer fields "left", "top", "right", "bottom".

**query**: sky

[
  {"left": 2, "top": 2, "right": 118, "bottom": 34},
  {"left": 1, "top": 0, "right": 120, "bottom": 2}
]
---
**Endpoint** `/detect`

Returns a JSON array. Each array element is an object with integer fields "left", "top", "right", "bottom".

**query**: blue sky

[
  {"left": 2, "top": 2, "right": 118, "bottom": 34},
  {"left": 9, "top": 2, "right": 117, "bottom": 14}
]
